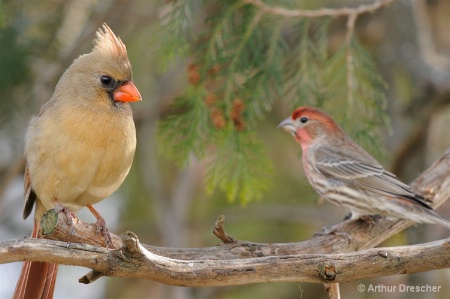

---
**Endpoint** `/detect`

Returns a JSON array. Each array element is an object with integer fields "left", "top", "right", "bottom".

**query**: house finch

[
  {"left": 278, "top": 106, "right": 450, "bottom": 229},
  {"left": 14, "top": 23, "right": 141, "bottom": 299}
]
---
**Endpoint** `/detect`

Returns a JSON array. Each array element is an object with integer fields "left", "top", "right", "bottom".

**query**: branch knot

[{"left": 319, "top": 263, "right": 337, "bottom": 281}]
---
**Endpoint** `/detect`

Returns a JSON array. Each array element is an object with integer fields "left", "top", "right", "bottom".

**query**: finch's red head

[{"left": 278, "top": 106, "right": 342, "bottom": 149}]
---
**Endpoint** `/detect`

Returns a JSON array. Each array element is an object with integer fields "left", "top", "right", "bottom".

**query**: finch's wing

[{"left": 314, "top": 146, "right": 432, "bottom": 209}]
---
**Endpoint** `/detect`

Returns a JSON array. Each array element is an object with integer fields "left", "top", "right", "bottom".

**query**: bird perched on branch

[
  {"left": 14, "top": 23, "right": 141, "bottom": 299},
  {"left": 279, "top": 106, "right": 450, "bottom": 230}
]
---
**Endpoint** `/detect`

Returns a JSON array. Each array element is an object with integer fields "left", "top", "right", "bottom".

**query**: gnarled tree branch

[
  {"left": 1, "top": 148, "right": 449, "bottom": 288},
  {"left": 1, "top": 231, "right": 450, "bottom": 287}
]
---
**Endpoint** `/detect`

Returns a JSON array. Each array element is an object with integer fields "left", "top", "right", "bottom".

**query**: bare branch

[
  {"left": 1, "top": 148, "right": 449, "bottom": 287},
  {"left": 242, "top": 0, "right": 395, "bottom": 18},
  {"left": 1, "top": 232, "right": 450, "bottom": 287}
]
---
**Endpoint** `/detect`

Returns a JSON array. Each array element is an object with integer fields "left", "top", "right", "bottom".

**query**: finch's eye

[
  {"left": 100, "top": 75, "right": 113, "bottom": 86},
  {"left": 300, "top": 116, "right": 308, "bottom": 123}
]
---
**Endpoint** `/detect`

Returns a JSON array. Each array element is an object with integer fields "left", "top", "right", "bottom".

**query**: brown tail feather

[{"left": 13, "top": 225, "right": 58, "bottom": 299}]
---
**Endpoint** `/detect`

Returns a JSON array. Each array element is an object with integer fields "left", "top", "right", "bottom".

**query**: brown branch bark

[
  {"left": 1, "top": 148, "right": 449, "bottom": 287},
  {"left": 2, "top": 232, "right": 450, "bottom": 287}
]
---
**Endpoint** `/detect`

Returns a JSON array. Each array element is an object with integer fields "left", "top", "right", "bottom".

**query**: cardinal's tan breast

[{"left": 26, "top": 103, "right": 136, "bottom": 213}]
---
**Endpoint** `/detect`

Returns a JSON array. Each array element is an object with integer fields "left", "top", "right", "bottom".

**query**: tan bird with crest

[{"left": 14, "top": 23, "right": 141, "bottom": 299}]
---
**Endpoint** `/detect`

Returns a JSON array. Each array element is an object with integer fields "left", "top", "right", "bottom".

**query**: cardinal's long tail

[{"left": 13, "top": 225, "right": 58, "bottom": 299}]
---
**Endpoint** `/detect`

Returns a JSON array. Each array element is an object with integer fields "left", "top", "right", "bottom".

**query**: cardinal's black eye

[
  {"left": 100, "top": 75, "right": 113, "bottom": 86},
  {"left": 300, "top": 116, "right": 308, "bottom": 123}
]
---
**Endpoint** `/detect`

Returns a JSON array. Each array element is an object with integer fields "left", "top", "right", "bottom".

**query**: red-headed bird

[
  {"left": 279, "top": 106, "right": 450, "bottom": 229},
  {"left": 14, "top": 23, "right": 141, "bottom": 299}
]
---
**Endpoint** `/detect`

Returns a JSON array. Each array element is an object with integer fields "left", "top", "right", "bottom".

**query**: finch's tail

[{"left": 13, "top": 225, "right": 58, "bottom": 299}]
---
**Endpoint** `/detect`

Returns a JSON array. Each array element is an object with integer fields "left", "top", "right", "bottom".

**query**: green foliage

[
  {"left": 153, "top": 0, "right": 196, "bottom": 71},
  {"left": 158, "top": 84, "right": 211, "bottom": 162},
  {"left": 284, "top": 18, "right": 331, "bottom": 108},
  {"left": 0, "top": 27, "right": 28, "bottom": 93},
  {"left": 206, "top": 131, "right": 272, "bottom": 203},
  {"left": 323, "top": 37, "right": 389, "bottom": 154},
  {"left": 0, "top": 6, "right": 30, "bottom": 128},
  {"left": 158, "top": 0, "right": 388, "bottom": 203}
]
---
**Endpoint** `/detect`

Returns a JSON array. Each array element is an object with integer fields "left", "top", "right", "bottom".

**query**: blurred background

[{"left": 0, "top": 0, "right": 449, "bottom": 298}]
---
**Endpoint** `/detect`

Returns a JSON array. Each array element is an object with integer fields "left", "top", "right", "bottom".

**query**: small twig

[
  {"left": 242, "top": 0, "right": 395, "bottom": 18},
  {"left": 345, "top": 13, "right": 357, "bottom": 106},
  {"left": 79, "top": 270, "right": 105, "bottom": 284},
  {"left": 324, "top": 283, "right": 341, "bottom": 299},
  {"left": 213, "top": 215, "right": 236, "bottom": 243},
  {"left": 345, "top": 13, "right": 357, "bottom": 44}
]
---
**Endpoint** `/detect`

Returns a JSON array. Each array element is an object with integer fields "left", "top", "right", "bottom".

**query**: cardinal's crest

[{"left": 94, "top": 23, "right": 128, "bottom": 60}]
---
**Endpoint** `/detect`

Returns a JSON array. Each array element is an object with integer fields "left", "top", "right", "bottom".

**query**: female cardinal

[
  {"left": 279, "top": 106, "right": 450, "bottom": 229},
  {"left": 13, "top": 23, "right": 141, "bottom": 299}
]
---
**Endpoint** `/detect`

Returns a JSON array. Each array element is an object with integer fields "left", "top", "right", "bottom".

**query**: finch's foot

[
  {"left": 358, "top": 214, "right": 381, "bottom": 227},
  {"left": 343, "top": 213, "right": 352, "bottom": 221},
  {"left": 87, "top": 204, "right": 113, "bottom": 248}
]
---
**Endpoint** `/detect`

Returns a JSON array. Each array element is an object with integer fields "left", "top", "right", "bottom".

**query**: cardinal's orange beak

[{"left": 113, "top": 81, "right": 141, "bottom": 102}]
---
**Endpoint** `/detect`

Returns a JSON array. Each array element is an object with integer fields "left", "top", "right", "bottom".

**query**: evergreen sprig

[
  {"left": 323, "top": 37, "right": 389, "bottom": 154},
  {"left": 158, "top": 0, "right": 388, "bottom": 203},
  {"left": 206, "top": 131, "right": 272, "bottom": 203}
]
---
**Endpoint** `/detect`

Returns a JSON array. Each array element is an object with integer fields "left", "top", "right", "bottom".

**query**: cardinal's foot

[
  {"left": 86, "top": 204, "right": 113, "bottom": 248},
  {"left": 54, "top": 202, "right": 78, "bottom": 233},
  {"left": 93, "top": 217, "right": 113, "bottom": 248}
]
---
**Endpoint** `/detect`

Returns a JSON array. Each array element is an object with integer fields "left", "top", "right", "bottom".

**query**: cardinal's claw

[
  {"left": 94, "top": 217, "right": 113, "bottom": 248},
  {"left": 53, "top": 201, "right": 78, "bottom": 233},
  {"left": 87, "top": 204, "right": 114, "bottom": 248}
]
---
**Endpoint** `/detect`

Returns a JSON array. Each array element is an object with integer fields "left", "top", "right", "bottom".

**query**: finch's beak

[
  {"left": 113, "top": 81, "right": 142, "bottom": 102},
  {"left": 278, "top": 117, "right": 297, "bottom": 135}
]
